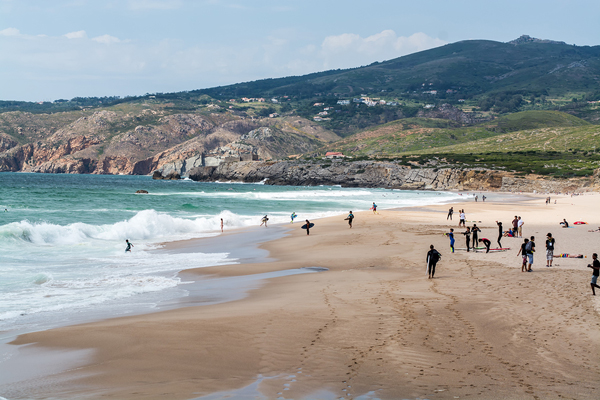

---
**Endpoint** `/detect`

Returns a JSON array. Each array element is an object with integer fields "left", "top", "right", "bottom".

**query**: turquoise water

[{"left": 0, "top": 172, "right": 460, "bottom": 332}]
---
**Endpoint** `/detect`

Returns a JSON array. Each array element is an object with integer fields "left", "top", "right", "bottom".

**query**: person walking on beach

[
  {"left": 587, "top": 253, "right": 600, "bottom": 295},
  {"left": 371, "top": 202, "right": 379, "bottom": 214},
  {"left": 447, "top": 207, "right": 454, "bottom": 220},
  {"left": 517, "top": 238, "right": 529, "bottom": 272},
  {"left": 260, "top": 215, "right": 268, "bottom": 227},
  {"left": 462, "top": 227, "right": 471, "bottom": 252},
  {"left": 545, "top": 233, "right": 555, "bottom": 267},
  {"left": 445, "top": 228, "right": 455, "bottom": 253},
  {"left": 426, "top": 245, "right": 442, "bottom": 279},
  {"left": 290, "top": 212, "right": 297, "bottom": 223},
  {"left": 496, "top": 221, "right": 503, "bottom": 249},
  {"left": 347, "top": 211, "right": 354, "bottom": 228},
  {"left": 525, "top": 236, "right": 535, "bottom": 272},
  {"left": 220, "top": 218, "right": 224, "bottom": 233},
  {"left": 479, "top": 238, "right": 491, "bottom": 253},
  {"left": 517, "top": 217, "right": 524, "bottom": 238},
  {"left": 471, "top": 224, "right": 481, "bottom": 249},
  {"left": 459, "top": 210, "right": 466, "bottom": 227},
  {"left": 125, "top": 239, "right": 133, "bottom": 252},
  {"left": 305, "top": 219, "right": 311, "bottom": 236}
]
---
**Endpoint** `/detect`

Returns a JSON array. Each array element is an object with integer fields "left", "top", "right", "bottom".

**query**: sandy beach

[{"left": 3, "top": 192, "right": 600, "bottom": 399}]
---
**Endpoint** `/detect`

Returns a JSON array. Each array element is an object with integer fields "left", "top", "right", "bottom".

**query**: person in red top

[{"left": 478, "top": 238, "right": 491, "bottom": 253}]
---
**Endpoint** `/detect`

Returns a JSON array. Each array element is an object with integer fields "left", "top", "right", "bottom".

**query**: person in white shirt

[{"left": 517, "top": 217, "right": 524, "bottom": 238}]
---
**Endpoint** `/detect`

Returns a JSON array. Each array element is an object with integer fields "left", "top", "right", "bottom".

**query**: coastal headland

[{"left": 4, "top": 192, "right": 600, "bottom": 399}]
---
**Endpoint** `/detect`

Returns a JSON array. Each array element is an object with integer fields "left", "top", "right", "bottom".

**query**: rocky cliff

[
  {"left": 189, "top": 160, "right": 599, "bottom": 193},
  {"left": 0, "top": 106, "right": 340, "bottom": 175}
]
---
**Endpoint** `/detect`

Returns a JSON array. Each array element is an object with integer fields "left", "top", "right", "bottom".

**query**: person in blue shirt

[{"left": 445, "top": 228, "right": 455, "bottom": 253}]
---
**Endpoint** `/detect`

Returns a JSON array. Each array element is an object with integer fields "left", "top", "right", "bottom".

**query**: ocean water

[{"left": 0, "top": 172, "right": 460, "bottom": 333}]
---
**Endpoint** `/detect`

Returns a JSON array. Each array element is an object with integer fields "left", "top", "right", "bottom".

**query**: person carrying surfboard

[
  {"left": 260, "top": 215, "right": 268, "bottom": 227},
  {"left": 347, "top": 211, "right": 354, "bottom": 228},
  {"left": 305, "top": 219, "right": 310, "bottom": 235},
  {"left": 371, "top": 202, "right": 379, "bottom": 214},
  {"left": 426, "top": 245, "right": 442, "bottom": 279}
]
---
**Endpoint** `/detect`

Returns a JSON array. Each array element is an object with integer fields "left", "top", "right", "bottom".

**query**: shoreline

[{"left": 2, "top": 192, "right": 600, "bottom": 399}]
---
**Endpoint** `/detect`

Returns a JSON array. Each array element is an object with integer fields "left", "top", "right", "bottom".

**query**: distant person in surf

[
  {"left": 220, "top": 218, "right": 224, "bottom": 233},
  {"left": 125, "top": 239, "right": 133, "bottom": 252},
  {"left": 260, "top": 215, "right": 268, "bottom": 227}
]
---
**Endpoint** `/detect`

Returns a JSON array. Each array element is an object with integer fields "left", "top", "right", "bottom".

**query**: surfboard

[
  {"left": 344, "top": 217, "right": 350, "bottom": 220},
  {"left": 301, "top": 223, "right": 315, "bottom": 229}
]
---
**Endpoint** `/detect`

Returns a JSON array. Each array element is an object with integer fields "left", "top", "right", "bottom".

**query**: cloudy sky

[{"left": 1, "top": 0, "right": 598, "bottom": 101}]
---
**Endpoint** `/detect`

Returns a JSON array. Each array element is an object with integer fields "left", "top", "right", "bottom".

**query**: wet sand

[{"left": 3, "top": 193, "right": 600, "bottom": 399}]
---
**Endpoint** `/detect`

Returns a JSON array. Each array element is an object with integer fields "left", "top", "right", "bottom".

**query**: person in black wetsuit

[
  {"left": 462, "top": 227, "right": 471, "bottom": 252},
  {"left": 496, "top": 221, "right": 503, "bottom": 249},
  {"left": 588, "top": 253, "right": 600, "bottom": 295},
  {"left": 447, "top": 207, "right": 453, "bottom": 220},
  {"left": 426, "top": 244, "right": 442, "bottom": 279},
  {"left": 305, "top": 219, "right": 310, "bottom": 235},
  {"left": 125, "top": 239, "right": 133, "bottom": 252},
  {"left": 471, "top": 224, "right": 481, "bottom": 248},
  {"left": 478, "top": 238, "right": 491, "bottom": 253}
]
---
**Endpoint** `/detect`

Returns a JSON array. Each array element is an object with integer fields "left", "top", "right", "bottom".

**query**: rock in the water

[
  {"left": 152, "top": 171, "right": 164, "bottom": 180},
  {"left": 165, "top": 171, "right": 181, "bottom": 180},
  {"left": 136, "top": 190, "right": 149, "bottom": 194}
]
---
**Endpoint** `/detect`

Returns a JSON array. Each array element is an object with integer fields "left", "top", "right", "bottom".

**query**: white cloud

[
  {"left": 320, "top": 30, "right": 446, "bottom": 69},
  {"left": 0, "top": 27, "right": 20, "bottom": 36},
  {"left": 64, "top": 30, "right": 87, "bottom": 39},
  {"left": 92, "top": 34, "right": 121, "bottom": 44}
]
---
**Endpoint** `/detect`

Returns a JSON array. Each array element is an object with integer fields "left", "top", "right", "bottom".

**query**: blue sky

[{"left": 1, "top": 0, "right": 598, "bottom": 101}]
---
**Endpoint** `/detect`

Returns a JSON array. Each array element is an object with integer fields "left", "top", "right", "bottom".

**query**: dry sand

[{"left": 5, "top": 193, "right": 600, "bottom": 399}]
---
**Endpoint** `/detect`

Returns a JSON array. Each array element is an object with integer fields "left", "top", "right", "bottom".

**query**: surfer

[
  {"left": 260, "top": 215, "right": 268, "bottom": 227},
  {"left": 478, "top": 238, "right": 491, "bottom": 253},
  {"left": 290, "top": 212, "right": 297, "bottom": 223},
  {"left": 462, "top": 227, "right": 471, "bottom": 252},
  {"left": 347, "top": 211, "right": 354, "bottom": 228},
  {"left": 371, "top": 202, "right": 379, "bottom": 214},
  {"left": 447, "top": 207, "right": 453, "bottom": 220},
  {"left": 471, "top": 224, "right": 481, "bottom": 248},
  {"left": 220, "top": 218, "right": 224, "bottom": 233},
  {"left": 305, "top": 219, "right": 311, "bottom": 235},
  {"left": 587, "top": 253, "right": 600, "bottom": 295},
  {"left": 125, "top": 239, "right": 133, "bottom": 252},
  {"left": 426, "top": 245, "right": 442, "bottom": 279},
  {"left": 496, "top": 221, "right": 503, "bottom": 249},
  {"left": 445, "top": 228, "right": 455, "bottom": 253}
]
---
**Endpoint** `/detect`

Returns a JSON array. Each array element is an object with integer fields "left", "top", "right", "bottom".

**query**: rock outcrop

[{"left": 189, "top": 160, "right": 599, "bottom": 193}]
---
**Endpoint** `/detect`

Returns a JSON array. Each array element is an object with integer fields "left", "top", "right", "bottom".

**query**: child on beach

[
  {"left": 445, "top": 228, "right": 455, "bottom": 253},
  {"left": 371, "top": 202, "right": 379, "bottom": 214},
  {"left": 517, "top": 238, "right": 529, "bottom": 272},
  {"left": 587, "top": 253, "right": 600, "bottom": 295}
]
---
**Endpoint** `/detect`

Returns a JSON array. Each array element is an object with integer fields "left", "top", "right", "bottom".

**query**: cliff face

[
  {"left": 0, "top": 108, "right": 338, "bottom": 175},
  {"left": 189, "top": 160, "right": 599, "bottom": 193}
]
